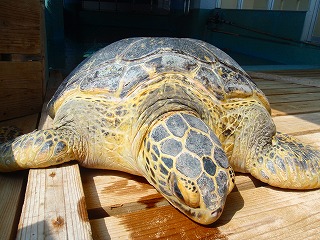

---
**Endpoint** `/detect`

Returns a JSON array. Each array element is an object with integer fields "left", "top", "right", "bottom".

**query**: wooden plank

[
  {"left": 0, "top": 172, "right": 28, "bottom": 240},
  {"left": 81, "top": 169, "right": 168, "bottom": 219},
  {"left": 0, "top": 0, "right": 41, "bottom": 54},
  {"left": 249, "top": 71, "right": 320, "bottom": 88},
  {"left": 81, "top": 168, "right": 264, "bottom": 220},
  {"left": 0, "top": 62, "right": 43, "bottom": 121},
  {"left": 262, "top": 87, "right": 320, "bottom": 96},
  {"left": 17, "top": 76, "right": 93, "bottom": 239},
  {"left": 268, "top": 92, "right": 320, "bottom": 104},
  {"left": 273, "top": 112, "right": 320, "bottom": 135},
  {"left": 271, "top": 100, "right": 320, "bottom": 116},
  {"left": 17, "top": 163, "right": 92, "bottom": 239},
  {"left": 263, "top": 69, "right": 320, "bottom": 78},
  {"left": 255, "top": 81, "right": 307, "bottom": 90},
  {"left": 90, "top": 187, "right": 320, "bottom": 239},
  {"left": 0, "top": 114, "right": 38, "bottom": 240}
]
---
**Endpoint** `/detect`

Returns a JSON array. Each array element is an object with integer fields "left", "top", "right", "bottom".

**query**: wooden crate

[{"left": 0, "top": 0, "right": 45, "bottom": 121}]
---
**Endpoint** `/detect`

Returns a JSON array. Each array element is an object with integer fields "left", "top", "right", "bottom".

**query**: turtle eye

[
  {"left": 168, "top": 172, "right": 200, "bottom": 208},
  {"left": 169, "top": 172, "right": 184, "bottom": 201}
]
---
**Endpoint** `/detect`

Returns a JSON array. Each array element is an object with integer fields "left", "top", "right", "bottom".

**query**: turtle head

[{"left": 138, "top": 112, "right": 235, "bottom": 225}]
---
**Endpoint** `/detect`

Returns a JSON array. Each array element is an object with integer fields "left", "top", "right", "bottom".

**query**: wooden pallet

[{"left": 1, "top": 69, "right": 320, "bottom": 239}]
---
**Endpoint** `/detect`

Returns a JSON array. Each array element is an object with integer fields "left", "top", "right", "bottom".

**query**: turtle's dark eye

[{"left": 169, "top": 172, "right": 184, "bottom": 201}]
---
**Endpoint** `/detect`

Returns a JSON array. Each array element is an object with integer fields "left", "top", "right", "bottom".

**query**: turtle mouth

[
  {"left": 166, "top": 172, "right": 225, "bottom": 225},
  {"left": 176, "top": 202, "right": 224, "bottom": 225},
  {"left": 211, "top": 207, "right": 223, "bottom": 219}
]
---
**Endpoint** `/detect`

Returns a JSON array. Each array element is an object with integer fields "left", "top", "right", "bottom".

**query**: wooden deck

[{"left": 1, "top": 69, "right": 320, "bottom": 239}]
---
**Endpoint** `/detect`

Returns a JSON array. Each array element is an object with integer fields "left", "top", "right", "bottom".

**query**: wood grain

[
  {"left": 0, "top": 61, "right": 43, "bottom": 121},
  {"left": 262, "top": 86, "right": 320, "bottom": 96},
  {"left": 90, "top": 187, "right": 320, "bottom": 240},
  {"left": 16, "top": 75, "right": 93, "bottom": 239},
  {"left": 273, "top": 113, "right": 320, "bottom": 135},
  {"left": 17, "top": 163, "right": 92, "bottom": 239},
  {"left": 0, "top": 0, "right": 41, "bottom": 54}
]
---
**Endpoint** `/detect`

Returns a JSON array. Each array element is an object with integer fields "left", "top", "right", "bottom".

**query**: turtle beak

[{"left": 165, "top": 171, "right": 227, "bottom": 225}]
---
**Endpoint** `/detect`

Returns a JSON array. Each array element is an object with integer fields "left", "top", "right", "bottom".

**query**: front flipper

[
  {"left": 0, "top": 128, "right": 83, "bottom": 172},
  {"left": 248, "top": 132, "right": 320, "bottom": 189}
]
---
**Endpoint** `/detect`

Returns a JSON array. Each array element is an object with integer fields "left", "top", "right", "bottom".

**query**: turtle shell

[{"left": 48, "top": 37, "right": 269, "bottom": 118}]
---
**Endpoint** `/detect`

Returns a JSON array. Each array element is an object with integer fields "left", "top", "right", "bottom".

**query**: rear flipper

[
  {"left": 248, "top": 132, "right": 320, "bottom": 189},
  {"left": 0, "top": 128, "right": 81, "bottom": 172}
]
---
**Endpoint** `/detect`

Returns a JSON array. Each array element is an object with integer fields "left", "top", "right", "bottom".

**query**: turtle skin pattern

[{"left": 0, "top": 38, "right": 319, "bottom": 225}]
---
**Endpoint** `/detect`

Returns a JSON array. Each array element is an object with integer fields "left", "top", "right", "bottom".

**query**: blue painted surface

[
  {"left": 203, "top": 9, "right": 320, "bottom": 67},
  {"left": 46, "top": 5, "right": 320, "bottom": 72}
]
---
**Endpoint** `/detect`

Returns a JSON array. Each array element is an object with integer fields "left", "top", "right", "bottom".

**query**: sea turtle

[{"left": 0, "top": 37, "right": 319, "bottom": 225}]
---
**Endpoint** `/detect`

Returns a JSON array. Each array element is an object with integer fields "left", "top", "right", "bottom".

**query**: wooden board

[
  {"left": 16, "top": 74, "right": 93, "bottom": 239},
  {"left": 261, "top": 86, "right": 320, "bottom": 96},
  {"left": 249, "top": 71, "right": 320, "bottom": 88},
  {"left": 90, "top": 187, "right": 320, "bottom": 240},
  {"left": 267, "top": 92, "right": 320, "bottom": 104},
  {"left": 255, "top": 81, "right": 307, "bottom": 90},
  {"left": 273, "top": 113, "right": 320, "bottom": 136},
  {"left": 0, "top": 61, "right": 43, "bottom": 121},
  {"left": 0, "top": 0, "right": 41, "bottom": 54},
  {"left": 17, "top": 163, "right": 92, "bottom": 239},
  {"left": 0, "top": 114, "right": 38, "bottom": 240},
  {"left": 270, "top": 100, "right": 320, "bottom": 116}
]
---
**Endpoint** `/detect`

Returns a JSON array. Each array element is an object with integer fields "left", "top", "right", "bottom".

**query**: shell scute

[
  {"left": 144, "top": 54, "right": 199, "bottom": 74},
  {"left": 80, "top": 63, "right": 124, "bottom": 92},
  {"left": 120, "top": 64, "right": 150, "bottom": 97},
  {"left": 194, "top": 66, "right": 224, "bottom": 99},
  {"left": 214, "top": 65, "right": 253, "bottom": 97}
]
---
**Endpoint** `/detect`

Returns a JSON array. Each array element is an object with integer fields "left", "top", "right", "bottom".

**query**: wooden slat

[
  {"left": 255, "top": 81, "right": 306, "bottom": 90},
  {"left": 262, "top": 87, "right": 320, "bottom": 96},
  {"left": 17, "top": 163, "right": 92, "bottom": 239},
  {"left": 17, "top": 77, "right": 92, "bottom": 239},
  {"left": 268, "top": 92, "right": 320, "bottom": 104},
  {"left": 263, "top": 69, "right": 320, "bottom": 78},
  {"left": 82, "top": 169, "right": 265, "bottom": 219},
  {"left": 81, "top": 169, "right": 167, "bottom": 219},
  {"left": 0, "top": 62, "right": 43, "bottom": 121},
  {"left": 0, "top": 0, "right": 41, "bottom": 54},
  {"left": 273, "top": 112, "right": 320, "bottom": 135},
  {"left": 90, "top": 187, "right": 320, "bottom": 239},
  {"left": 249, "top": 71, "right": 320, "bottom": 87},
  {"left": 0, "top": 114, "right": 38, "bottom": 240},
  {"left": 271, "top": 100, "right": 320, "bottom": 116}
]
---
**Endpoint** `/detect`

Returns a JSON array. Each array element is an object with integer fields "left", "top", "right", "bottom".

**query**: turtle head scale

[{"left": 138, "top": 111, "right": 235, "bottom": 225}]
